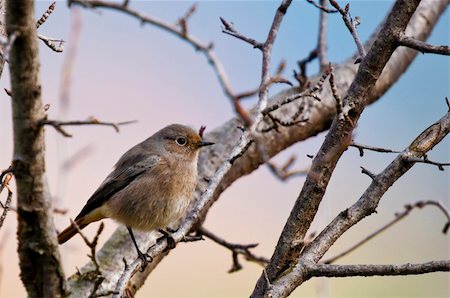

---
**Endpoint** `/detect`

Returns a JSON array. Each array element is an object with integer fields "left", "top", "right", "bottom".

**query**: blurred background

[{"left": 0, "top": 1, "right": 448, "bottom": 297}]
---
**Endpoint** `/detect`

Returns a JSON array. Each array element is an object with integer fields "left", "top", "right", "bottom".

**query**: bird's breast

[{"left": 105, "top": 157, "right": 198, "bottom": 231}]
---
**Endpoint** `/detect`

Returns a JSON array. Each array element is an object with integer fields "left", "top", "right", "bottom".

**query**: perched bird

[{"left": 58, "top": 124, "right": 214, "bottom": 266}]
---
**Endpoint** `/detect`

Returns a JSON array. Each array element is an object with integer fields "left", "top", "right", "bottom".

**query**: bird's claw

[
  {"left": 157, "top": 229, "right": 176, "bottom": 251},
  {"left": 137, "top": 250, "right": 153, "bottom": 272}
]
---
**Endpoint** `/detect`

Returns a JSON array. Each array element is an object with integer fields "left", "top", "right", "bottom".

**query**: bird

[{"left": 57, "top": 124, "right": 214, "bottom": 267}]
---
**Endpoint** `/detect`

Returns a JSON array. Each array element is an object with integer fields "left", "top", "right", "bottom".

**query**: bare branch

[
  {"left": 70, "top": 220, "right": 105, "bottom": 297},
  {"left": 176, "top": 3, "right": 197, "bottom": 36},
  {"left": 267, "top": 108, "right": 450, "bottom": 297},
  {"left": 323, "top": 200, "right": 450, "bottom": 264},
  {"left": 360, "top": 166, "right": 376, "bottom": 179},
  {"left": 110, "top": 2, "right": 294, "bottom": 296},
  {"left": 294, "top": 49, "right": 317, "bottom": 88},
  {"left": 407, "top": 155, "right": 450, "bottom": 171},
  {"left": 263, "top": 70, "right": 330, "bottom": 115},
  {"left": 38, "top": 34, "right": 65, "bottom": 52},
  {"left": 220, "top": 17, "right": 263, "bottom": 50},
  {"left": 0, "top": 174, "right": 13, "bottom": 230},
  {"left": 350, "top": 141, "right": 401, "bottom": 156},
  {"left": 199, "top": 227, "right": 269, "bottom": 273},
  {"left": 40, "top": 118, "right": 137, "bottom": 137},
  {"left": 70, "top": 0, "right": 252, "bottom": 125},
  {"left": 329, "top": 0, "right": 366, "bottom": 61},
  {"left": 398, "top": 34, "right": 450, "bottom": 55},
  {"left": 308, "top": 261, "right": 450, "bottom": 278},
  {"left": 266, "top": 156, "right": 308, "bottom": 181},
  {"left": 317, "top": 0, "right": 329, "bottom": 71},
  {"left": 36, "top": 1, "right": 56, "bottom": 28},
  {"left": 252, "top": 1, "right": 429, "bottom": 296},
  {"left": 306, "top": 0, "right": 338, "bottom": 13}
]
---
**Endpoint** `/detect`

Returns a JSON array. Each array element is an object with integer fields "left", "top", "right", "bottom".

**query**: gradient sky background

[{"left": 0, "top": 1, "right": 448, "bottom": 297}]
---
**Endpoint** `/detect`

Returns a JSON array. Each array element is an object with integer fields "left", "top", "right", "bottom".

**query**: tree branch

[
  {"left": 109, "top": 1, "right": 294, "bottom": 296},
  {"left": 267, "top": 108, "right": 450, "bottom": 297},
  {"left": 306, "top": 0, "right": 338, "bottom": 13},
  {"left": 0, "top": 174, "right": 12, "bottom": 230},
  {"left": 40, "top": 118, "right": 137, "bottom": 137},
  {"left": 398, "top": 34, "right": 450, "bottom": 55},
  {"left": 252, "top": 1, "right": 423, "bottom": 296},
  {"left": 307, "top": 261, "right": 450, "bottom": 278},
  {"left": 323, "top": 200, "right": 450, "bottom": 264},
  {"left": 329, "top": 0, "right": 366, "bottom": 61},
  {"left": 350, "top": 141, "right": 401, "bottom": 156},
  {"left": 220, "top": 17, "right": 263, "bottom": 50},
  {"left": 69, "top": 0, "right": 253, "bottom": 125},
  {"left": 199, "top": 227, "right": 269, "bottom": 273}
]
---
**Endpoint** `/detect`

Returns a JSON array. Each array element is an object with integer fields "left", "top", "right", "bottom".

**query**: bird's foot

[
  {"left": 157, "top": 229, "right": 176, "bottom": 251},
  {"left": 137, "top": 249, "right": 153, "bottom": 272}
]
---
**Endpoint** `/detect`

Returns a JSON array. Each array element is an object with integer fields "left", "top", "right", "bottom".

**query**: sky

[{"left": 0, "top": 1, "right": 448, "bottom": 297}]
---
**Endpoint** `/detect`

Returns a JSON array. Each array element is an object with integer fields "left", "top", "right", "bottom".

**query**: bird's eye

[{"left": 175, "top": 137, "right": 187, "bottom": 146}]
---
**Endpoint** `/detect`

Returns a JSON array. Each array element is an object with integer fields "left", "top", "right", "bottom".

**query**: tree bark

[{"left": 6, "top": 0, "right": 66, "bottom": 296}]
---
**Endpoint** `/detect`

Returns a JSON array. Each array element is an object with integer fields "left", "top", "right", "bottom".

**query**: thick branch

[
  {"left": 252, "top": 1, "right": 422, "bottom": 296},
  {"left": 267, "top": 109, "right": 450, "bottom": 297}
]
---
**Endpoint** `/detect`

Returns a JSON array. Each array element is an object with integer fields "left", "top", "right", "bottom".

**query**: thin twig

[
  {"left": 306, "top": 0, "right": 338, "bottom": 13},
  {"left": 40, "top": 119, "right": 137, "bottom": 137},
  {"left": 294, "top": 49, "right": 317, "bottom": 88},
  {"left": 398, "top": 34, "right": 450, "bottom": 55},
  {"left": 220, "top": 17, "right": 264, "bottom": 50},
  {"left": 323, "top": 200, "right": 450, "bottom": 264},
  {"left": 0, "top": 174, "right": 13, "bottom": 230},
  {"left": 350, "top": 141, "right": 401, "bottom": 157},
  {"left": 70, "top": 220, "right": 106, "bottom": 297},
  {"left": 329, "top": 0, "right": 366, "bottom": 61},
  {"left": 407, "top": 155, "right": 450, "bottom": 171},
  {"left": 360, "top": 166, "right": 376, "bottom": 179},
  {"left": 199, "top": 227, "right": 269, "bottom": 273},
  {"left": 176, "top": 3, "right": 197, "bottom": 36},
  {"left": 36, "top": 1, "right": 56, "bottom": 28},
  {"left": 263, "top": 70, "right": 330, "bottom": 115},
  {"left": 70, "top": 0, "right": 252, "bottom": 125},
  {"left": 38, "top": 34, "right": 65, "bottom": 52},
  {"left": 266, "top": 156, "right": 308, "bottom": 181}
]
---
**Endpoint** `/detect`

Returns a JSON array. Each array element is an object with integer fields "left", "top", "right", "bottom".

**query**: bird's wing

[{"left": 75, "top": 154, "right": 161, "bottom": 220}]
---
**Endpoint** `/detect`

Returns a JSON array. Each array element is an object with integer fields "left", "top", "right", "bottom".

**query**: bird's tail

[{"left": 57, "top": 218, "right": 88, "bottom": 244}]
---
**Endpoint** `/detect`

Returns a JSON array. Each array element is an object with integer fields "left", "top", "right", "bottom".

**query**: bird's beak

[{"left": 198, "top": 141, "right": 214, "bottom": 147}]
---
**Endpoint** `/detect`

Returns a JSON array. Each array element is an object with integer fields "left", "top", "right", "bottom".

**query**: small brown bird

[{"left": 58, "top": 124, "right": 213, "bottom": 266}]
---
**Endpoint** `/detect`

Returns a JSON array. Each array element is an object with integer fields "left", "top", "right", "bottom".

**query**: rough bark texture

[
  {"left": 6, "top": 0, "right": 66, "bottom": 296},
  {"left": 66, "top": 0, "right": 447, "bottom": 295},
  {"left": 265, "top": 110, "right": 450, "bottom": 297},
  {"left": 0, "top": 0, "right": 7, "bottom": 77},
  {"left": 252, "top": 0, "right": 422, "bottom": 296}
]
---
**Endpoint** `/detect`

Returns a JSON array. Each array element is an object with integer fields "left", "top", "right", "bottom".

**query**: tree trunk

[{"left": 6, "top": 0, "right": 66, "bottom": 296}]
